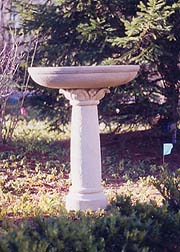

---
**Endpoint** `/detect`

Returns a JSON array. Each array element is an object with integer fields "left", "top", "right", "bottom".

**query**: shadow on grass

[{"left": 101, "top": 128, "right": 180, "bottom": 183}]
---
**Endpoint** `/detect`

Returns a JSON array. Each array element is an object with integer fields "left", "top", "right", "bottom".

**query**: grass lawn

[{"left": 0, "top": 119, "right": 179, "bottom": 225}]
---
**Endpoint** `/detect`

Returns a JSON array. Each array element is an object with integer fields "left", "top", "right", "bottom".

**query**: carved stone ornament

[{"left": 59, "top": 88, "right": 110, "bottom": 106}]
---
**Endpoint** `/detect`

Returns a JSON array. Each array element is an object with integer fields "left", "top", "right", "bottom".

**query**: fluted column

[{"left": 60, "top": 88, "right": 109, "bottom": 211}]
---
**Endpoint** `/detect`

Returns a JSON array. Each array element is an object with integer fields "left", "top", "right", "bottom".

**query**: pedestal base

[
  {"left": 65, "top": 191, "right": 108, "bottom": 211},
  {"left": 60, "top": 89, "right": 109, "bottom": 211}
]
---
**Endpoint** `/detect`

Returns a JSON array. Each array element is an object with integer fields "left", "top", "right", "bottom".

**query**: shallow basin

[
  {"left": 28, "top": 65, "right": 140, "bottom": 89},
  {"left": 28, "top": 64, "right": 140, "bottom": 211}
]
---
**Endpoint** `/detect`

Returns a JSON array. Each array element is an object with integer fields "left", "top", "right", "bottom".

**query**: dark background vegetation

[{"left": 10, "top": 0, "right": 180, "bottom": 133}]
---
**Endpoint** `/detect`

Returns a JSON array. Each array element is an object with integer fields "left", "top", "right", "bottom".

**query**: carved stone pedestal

[
  {"left": 28, "top": 65, "right": 140, "bottom": 211},
  {"left": 60, "top": 88, "right": 109, "bottom": 211}
]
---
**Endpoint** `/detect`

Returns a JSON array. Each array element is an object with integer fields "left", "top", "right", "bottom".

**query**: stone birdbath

[{"left": 28, "top": 65, "right": 139, "bottom": 211}]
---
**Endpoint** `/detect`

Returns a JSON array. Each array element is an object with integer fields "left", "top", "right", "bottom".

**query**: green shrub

[
  {"left": 152, "top": 167, "right": 180, "bottom": 212},
  {"left": 0, "top": 216, "right": 101, "bottom": 252},
  {"left": 1, "top": 195, "right": 180, "bottom": 252}
]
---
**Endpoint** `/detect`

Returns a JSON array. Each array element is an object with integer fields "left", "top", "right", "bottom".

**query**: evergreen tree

[
  {"left": 14, "top": 0, "right": 136, "bottom": 130},
  {"left": 13, "top": 0, "right": 180, "bottom": 132},
  {"left": 110, "top": 0, "right": 180, "bottom": 127}
]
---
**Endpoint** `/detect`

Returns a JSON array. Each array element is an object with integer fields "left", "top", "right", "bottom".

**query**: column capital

[{"left": 59, "top": 88, "right": 110, "bottom": 106}]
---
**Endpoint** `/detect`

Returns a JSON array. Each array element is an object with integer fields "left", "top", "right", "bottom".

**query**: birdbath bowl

[{"left": 28, "top": 65, "right": 139, "bottom": 211}]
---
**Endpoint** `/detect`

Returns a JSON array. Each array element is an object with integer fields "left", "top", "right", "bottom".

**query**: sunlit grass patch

[
  {"left": 0, "top": 118, "right": 169, "bottom": 226},
  {"left": 0, "top": 119, "right": 71, "bottom": 220},
  {"left": 105, "top": 177, "right": 163, "bottom": 207}
]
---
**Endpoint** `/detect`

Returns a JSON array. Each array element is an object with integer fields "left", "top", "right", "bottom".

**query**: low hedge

[{"left": 0, "top": 195, "right": 180, "bottom": 252}]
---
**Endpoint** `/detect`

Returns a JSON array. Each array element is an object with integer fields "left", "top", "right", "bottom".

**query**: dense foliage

[
  {"left": 112, "top": 0, "right": 180, "bottom": 126},
  {"left": 0, "top": 195, "right": 180, "bottom": 252},
  {"left": 152, "top": 166, "right": 180, "bottom": 212},
  {"left": 13, "top": 0, "right": 125, "bottom": 130},
  {"left": 0, "top": 0, "right": 176, "bottom": 145},
  {"left": 10, "top": 0, "right": 179, "bottom": 131}
]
